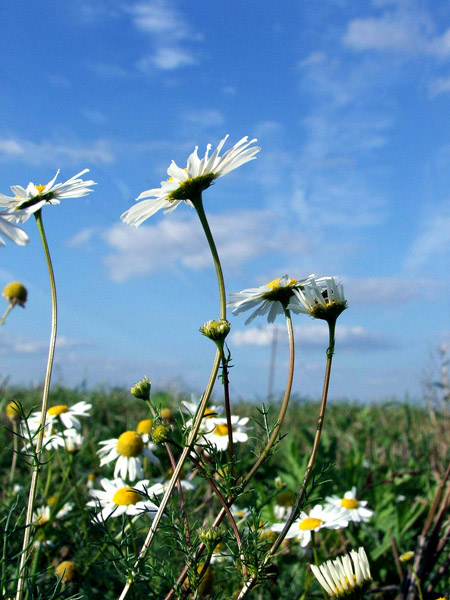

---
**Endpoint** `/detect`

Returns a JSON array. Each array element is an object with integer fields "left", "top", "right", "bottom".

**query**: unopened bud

[
  {"left": 200, "top": 319, "right": 231, "bottom": 342},
  {"left": 151, "top": 422, "right": 171, "bottom": 444},
  {"left": 55, "top": 560, "right": 79, "bottom": 583},
  {"left": 198, "top": 526, "right": 224, "bottom": 550},
  {"left": 130, "top": 377, "right": 151, "bottom": 401},
  {"left": 3, "top": 282, "right": 27, "bottom": 307}
]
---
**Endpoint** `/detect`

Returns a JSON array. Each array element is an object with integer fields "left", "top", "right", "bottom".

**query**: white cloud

[
  {"left": 404, "top": 203, "right": 450, "bottom": 271},
  {"left": 429, "top": 76, "right": 450, "bottom": 97},
  {"left": 185, "top": 109, "right": 225, "bottom": 127},
  {"left": 0, "top": 136, "right": 114, "bottom": 165},
  {"left": 103, "top": 209, "right": 307, "bottom": 283},
  {"left": 231, "top": 323, "right": 395, "bottom": 351},
  {"left": 344, "top": 277, "right": 440, "bottom": 305},
  {"left": 0, "top": 334, "right": 85, "bottom": 356},
  {"left": 66, "top": 227, "right": 99, "bottom": 248}
]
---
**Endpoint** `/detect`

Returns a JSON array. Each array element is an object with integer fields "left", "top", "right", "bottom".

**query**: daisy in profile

[
  {"left": 0, "top": 169, "right": 96, "bottom": 222},
  {"left": 311, "top": 547, "right": 372, "bottom": 598},
  {"left": 270, "top": 504, "right": 348, "bottom": 547},
  {"left": 202, "top": 415, "right": 249, "bottom": 451},
  {"left": 121, "top": 135, "right": 260, "bottom": 226},
  {"left": 324, "top": 486, "right": 374, "bottom": 523},
  {"left": 98, "top": 430, "right": 159, "bottom": 481},
  {"left": 0, "top": 210, "right": 29, "bottom": 246},
  {"left": 88, "top": 477, "right": 158, "bottom": 522},
  {"left": 228, "top": 275, "right": 308, "bottom": 324},
  {"left": 45, "top": 400, "right": 92, "bottom": 430},
  {"left": 290, "top": 275, "right": 347, "bottom": 322}
]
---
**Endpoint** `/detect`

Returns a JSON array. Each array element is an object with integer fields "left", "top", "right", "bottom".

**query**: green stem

[
  {"left": 16, "top": 209, "right": 58, "bottom": 600},
  {"left": 0, "top": 304, "right": 14, "bottom": 325},
  {"left": 9, "top": 420, "right": 18, "bottom": 483}
]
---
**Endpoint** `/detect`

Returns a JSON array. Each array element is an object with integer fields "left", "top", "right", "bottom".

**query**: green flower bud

[
  {"left": 151, "top": 422, "right": 171, "bottom": 444},
  {"left": 3, "top": 282, "right": 28, "bottom": 307},
  {"left": 199, "top": 319, "right": 231, "bottom": 343},
  {"left": 130, "top": 377, "right": 151, "bottom": 401},
  {"left": 198, "top": 526, "right": 224, "bottom": 550}
]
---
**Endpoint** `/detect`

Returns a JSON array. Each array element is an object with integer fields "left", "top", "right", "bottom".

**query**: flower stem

[
  {"left": 15, "top": 209, "right": 57, "bottom": 600},
  {"left": 0, "top": 304, "right": 14, "bottom": 325}
]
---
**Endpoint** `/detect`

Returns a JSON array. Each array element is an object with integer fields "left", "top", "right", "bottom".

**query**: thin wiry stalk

[
  {"left": 235, "top": 319, "right": 336, "bottom": 599},
  {"left": 0, "top": 303, "right": 14, "bottom": 325},
  {"left": 16, "top": 209, "right": 58, "bottom": 600}
]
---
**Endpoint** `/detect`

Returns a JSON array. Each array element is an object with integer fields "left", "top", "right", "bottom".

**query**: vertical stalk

[{"left": 15, "top": 209, "right": 57, "bottom": 600}]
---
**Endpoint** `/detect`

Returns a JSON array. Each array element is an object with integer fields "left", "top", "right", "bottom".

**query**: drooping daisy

[
  {"left": 45, "top": 401, "right": 92, "bottom": 430},
  {"left": 311, "top": 547, "right": 372, "bottom": 598},
  {"left": 121, "top": 135, "right": 260, "bottom": 226},
  {"left": 270, "top": 504, "right": 348, "bottom": 547},
  {"left": 0, "top": 169, "right": 96, "bottom": 222},
  {"left": 324, "top": 486, "right": 374, "bottom": 523},
  {"left": 0, "top": 210, "right": 29, "bottom": 246},
  {"left": 97, "top": 430, "right": 159, "bottom": 481},
  {"left": 290, "top": 275, "right": 347, "bottom": 322},
  {"left": 228, "top": 275, "right": 308, "bottom": 325},
  {"left": 201, "top": 416, "right": 249, "bottom": 452},
  {"left": 88, "top": 477, "right": 158, "bottom": 522}
]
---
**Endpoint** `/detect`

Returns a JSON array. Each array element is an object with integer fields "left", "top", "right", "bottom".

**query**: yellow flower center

[
  {"left": 116, "top": 431, "right": 144, "bottom": 457},
  {"left": 160, "top": 407, "right": 173, "bottom": 421},
  {"left": 341, "top": 498, "right": 359, "bottom": 509},
  {"left": 55, "top": 560, "right": 79, "bottom": 582},
  {"left": 266, "top": 277, "right": 298, "bottom": 289},
  {"left": 203, "top": 408, "right": 217, "bottom": 418},
  {"left": 214, "top": 424, "right": 229, "bottom": 436},
  {"left": 48, "top": 405, "right": 69, "bottom": 416},
  {"left": 112, "top": 486, "right": 142, "bottom": 506},
  {"left": 6, "top": 401, "right": 20, "bottom": 420},
  {"left": 262, "top": 277, "right": 298, "bottom": 304},
  {"left": 298, "top": 517, "right": 323, "bottom": 530},
  {"left": 35, "top": 185, "right": 46, "bottom": 194},
  {"left": 137, "top": 419, "right": 153, "bottom": 435}
]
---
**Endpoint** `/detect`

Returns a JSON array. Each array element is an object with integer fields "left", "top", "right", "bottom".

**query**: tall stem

[
  {"left": 235, "top": 319, "right": 336, "bottom": 600},
  {"left": 16, "top": 209, "right": 57, "bottom": 600}
]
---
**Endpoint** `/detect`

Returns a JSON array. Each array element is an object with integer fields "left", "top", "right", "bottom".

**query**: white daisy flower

[
  {"left": 63, "top": 428, "right": 84, "bottom": 453},
  {"left": 202, "top": 416, "right": 249, "bottom": 452},
  {"left": 228, "top": 275, "right": 308, "bottom": 325},
  {"left": 0, "top": 209, "right": 29, "bottom": 246},
  {"left": 97, "top": 430, "right": 158, "bottom": 481},
  {"left": 290, "top": 275, "right": 347, "bottom": 321},
  {"left": 145, "top": 475, "right": 196, "bottom": 496},
  {"left": 324, "top": 486, "right": 375, "bottom": 523},
  {"left": 0, "top": 169, "right": 96, "bottom": 222},
  {"left": 311, "top": 547, "right": 372, "bottom": 598},
  {"left": 46, "top": 400, "right": 92, "bottom": 430},
  {"left": 88, "top": 477, "right": 158, "bottom": 522},
  {"left": 121, "top": 135, "right": 260, "bottom": 226},
  {"left": 135, "top": 419, "right": 161, "bottom": 464},
  {"left": 33, "top": 502, "right": 73, "bottom": 526},
  {"left": 182, "top": 397, "right": 222, "bottom": 432},
  {"left": 270, "top": 504, "right": 348, "bottom": 547},
  {"left": 273, "top": 491, "right": 296, "bottom": 521}
]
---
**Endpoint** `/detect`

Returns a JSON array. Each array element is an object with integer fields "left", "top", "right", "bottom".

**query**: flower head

[
  {"left": 0, "top": 169, "right": 96, "bottom": 222},
  {"left": 55, "top": 561, "right": 79, "bottom": 583},
  {"left": 130, "top": 376, "right": 151, "bottom": 401},
  {"left": 98, "top": 430, "right": 159, "bottom": 481},
  {"left": 228, "top": 275, "right": 306, "bottom": 325},
  {"left": 3, "top": 282, "right": 28, "bottom": 307},
  {"left": 0, "top": 210, "right": 29, "bottom": 246},
  {"left": 324, "top": 486, "right": 374, "bottom": 523},
  {"left": 201, "top": 415, "right": 249, "bottom": 452},
  {"left": 311, "top": 547, "right": 372, "bottom": 598},
  {"left": 46, "top": 400, "right": 91, "bottom": 430},
  {"left": 290, "top": 276, "right": 347, "bottom": 322},
  {"left": 200, "top": 318, "right": 231, "bottom": 343},
  {"left": 88, "top": 477, "right": 158, "bottom": 522},
  {"left": 121, "top": 135, "right": 260, "bottom": 226}
]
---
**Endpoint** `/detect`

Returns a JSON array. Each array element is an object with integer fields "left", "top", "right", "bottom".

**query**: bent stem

[
  {"left": 235, "top": 319, "right": 336, "bottom": 600},
  {"left": 16, "top": 209, "right": 58, "bottom": 600},
  {"left": 0, "top": 304, "right": 14, "bottom": 325}
]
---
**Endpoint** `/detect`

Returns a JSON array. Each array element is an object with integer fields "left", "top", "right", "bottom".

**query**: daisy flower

[
  {"left": 121, "top": 135, "right": 260, "bottom": 226},
  {"left": 135, "top": 419, "right": 161, "bottom": 465},
  {"left": 88, "top": 477, "right": 158, "bottom": 522},
  {"left": 311, "top": 547, "right": 372, "bottom": 598},
  {"left": 202, "top": 415, "right": 249, "bottom": 451},
  {"left": 145, "top": 475, "right": 196, "bottom": 496},
  {"left": 182, "top": 397, "right": 222, "bottom": 432},
  {"left": 63, "top": 428, "right": 84, "bottom": 453},
  {"left": 45, "top": 400, "right": 92, "bottom": 430},
  {"left": 273, "top": 491, "right": 296, "bottom": 521},
  {"left": 270, "top": 504, "right": 348, "bottom": 547},
  {"left": 97, "top": 430, "right": 159, "bottom": 481},
  {"left": 228, "top": 275, "right": 307, "bottom": 325},
  {"left": 0, "top": 210, "right": 29, "bottom": 246},
  {"left": 324, "top": 486, "right": 374, "bottom": 523},
  {"left": 0, "top": 169, "right": 96, "bottom": 222},
  {"left": 33, "top": 502, "right": 73, "bottom": 526},
  {"left": 290, "top": 275, "right": 347, "bottom": 322}
]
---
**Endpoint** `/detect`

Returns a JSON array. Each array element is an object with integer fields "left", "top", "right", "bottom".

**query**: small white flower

[
  {"left": 228, "top": 275, "right": 308, "bottom": 325},
  {"left": 33, "top": 502, "right": 73, "bottom": 526},
  {"left": 88, "top": 478, "right": 158, "bottom": 522},
  {"left": 270, "top": 504, "right": 348, "bottom": 547},
  {"left": 202, "top": 416, "right": 249, "bottom": 452},
  {"left": 63, "top": 428, "right": 84, "bottom": 452},
  {"left": 46, "top": 401, "right": 92, "bottom": 430},
  {"left": 0, "top": 169, "right": 96, "bottom": 222},
  {"left": 290, "top": 275, "right": 347, "bottom": 321},
  {"left": 311, "top": 547, "right": 372, "bottom": 598},
  {"left": 145, "top": 476, "right": 196, "bottom": 496},
  {"left": 0, "top": 209, "right": 29, "bottom": 246},
  {"left": 324, "top": 486, "right": 375, "bottom": 523},
  {"left": 98, "top": 430, "right": 158, "bottom": 481},
  {"left": 121, "top": 135, "right": 260, "bottom": 226},
  {"left": 182, "top": 396, "right": 222, "bottom": 432}
]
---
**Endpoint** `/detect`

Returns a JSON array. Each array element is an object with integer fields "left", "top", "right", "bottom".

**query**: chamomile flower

[
  {"left": 273, "top": 491, "right": 296, "bottom": 520},
  {"left": 88, "top": 477, "right": 158, "bottom": 522},
  {"left": 98, "top": 430, "right": 158, "bottom": 481},
  {"left": 311, "top": 547, "right": 372, "bottom": 598},
  {"left": 46, "top": 401, "right": 92, "bottom": 430},
  {"left": 325, "top": 487, "right": 374, "bottom": 523},
  {"left": 33, "top": 502, "right": 73, "bottom": 526},
  {"left": 290, "top": 275, "right": 347, "bottom": 322},
  {"left": 270, "top": 504, "right": 348, "bottom": 547},
  {"left": 0, "top": 169, "right": 96, "bottom": 222},
  {"left": 202, "top": 416, "right": 249, "bottom": 452},
  {"left": 182, "top": 396, "right": 222, "bottom": 431},
  {"left": 63, "top": 428, "right": 84, "bottom": 453},
  {"left": 121, "top": 135, "right": 260, "bottom": 226},
  {"left": 0, "top": 210, "right": 29, "bottom": 246},
  {"left": 135, "top": 420, "right": 161, "bottom": 465},
  {"left": 228, "top": 275, "right": 307, "bottom": 325}
]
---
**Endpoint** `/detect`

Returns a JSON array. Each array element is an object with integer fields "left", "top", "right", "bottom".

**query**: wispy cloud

[
  {"left": 0, "top": 334, "right": 86, "bottom": 356},
  {"left": 404, "top": 202, "right": 450, "bottom": 271},
  {"left": 185, "top": 109, "right": 225, "bottom": 127},
  {"left": 344, "top": 277, "right": 440, "bottom": 305},
  {"left": 0, "top": 136, "right": 114, "bottom": 165}
]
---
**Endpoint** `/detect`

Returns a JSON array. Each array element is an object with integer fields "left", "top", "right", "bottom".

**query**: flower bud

[
  {"left": 198, "top": 526, "right": 224, "bottom": 550},
  {"left": 130, "top": 377, "right": 151, "bottom": 401},
  {"left": 151, "top": 422, "right": 171, "bottom": 444},
  {"left": 55, "top": 560, "right": 79, "bottom": 583},
  {"left": 3, "top": 282, "right": 28, "bottom": 307},
  {"left": 6, "top": 401, "right": 21, "bottom": 421},
  {"left": 199, "top": 319, "right": 231, "bottom": 342}
]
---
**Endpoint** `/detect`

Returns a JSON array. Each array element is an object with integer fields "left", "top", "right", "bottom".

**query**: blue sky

[{"left": 1, "top": 0, "right": 449, "bottom": 402}]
